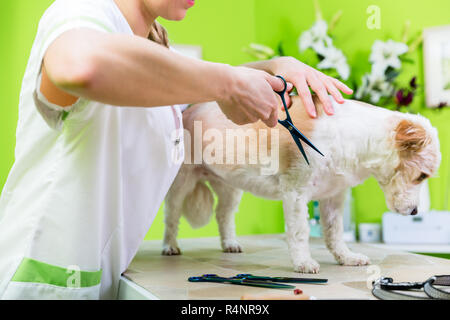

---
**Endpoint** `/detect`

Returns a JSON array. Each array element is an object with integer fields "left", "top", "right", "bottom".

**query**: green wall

[{"left": 0, "top": 0, "right": 449, "bottom": 241}]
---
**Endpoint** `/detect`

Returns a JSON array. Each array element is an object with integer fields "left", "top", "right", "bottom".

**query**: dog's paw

[
  {"left": 293, "top": 258, "right": 320, "bottom": 274},
  {"left": 222, "top": 240, "right": 243, "bottom": 253},
  {"left": 162, "top": 244, "right": 181, "bottom": 256},
  {"left": 337, "top": 252, "right": 370, "bottom": 266}
]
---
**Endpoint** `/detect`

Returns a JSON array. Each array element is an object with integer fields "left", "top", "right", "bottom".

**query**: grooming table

[{"left": 120, "top": 234, "right": 450, "bottom": 300}]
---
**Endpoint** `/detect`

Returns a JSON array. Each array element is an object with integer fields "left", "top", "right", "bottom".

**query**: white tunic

[{"left": 0, "top": 0, "right": 184, "bottom": 299}]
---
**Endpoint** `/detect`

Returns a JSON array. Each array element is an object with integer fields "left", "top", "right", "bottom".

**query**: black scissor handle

[
  {"left": 274, "top": 75, "right": 288, "bottom": 96},
  {"left": 274, "top": 75, "right": 292, "bottom": 124},
  {"left": 188, "top": 276, "right": 205, "bottom": 282}
]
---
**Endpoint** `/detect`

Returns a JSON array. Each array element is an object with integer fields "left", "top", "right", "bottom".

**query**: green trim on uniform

[
  {"left": 61, "top": 110, "right": 70, "bottom": 121},
  {"left": 11, "top": 258, "right": 102, "bottom": 288}
]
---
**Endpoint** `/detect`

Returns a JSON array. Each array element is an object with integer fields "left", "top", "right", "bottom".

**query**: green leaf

[
  {"left": 385, "top": 67, "right": 400, "bottom": 81},
  {"left": 399, "top": 56, "right": 414, "bottom": 64}
]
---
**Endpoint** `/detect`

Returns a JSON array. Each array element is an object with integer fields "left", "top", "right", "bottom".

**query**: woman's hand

[
  {"left": 217, "top": 66, "right": 292, "bottom": 128},
  {"left": 271, "top": 56, "right": 353, "bottom": 117}
]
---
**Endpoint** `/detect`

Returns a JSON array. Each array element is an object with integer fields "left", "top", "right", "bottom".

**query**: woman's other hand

[{"left": 270, "top": 56, "right": 353, "bottom": 118}]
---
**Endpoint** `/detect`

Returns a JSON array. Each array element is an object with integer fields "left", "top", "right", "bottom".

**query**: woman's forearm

[{"left": 44, "top": 28, "right": 231, "bottom": 107}]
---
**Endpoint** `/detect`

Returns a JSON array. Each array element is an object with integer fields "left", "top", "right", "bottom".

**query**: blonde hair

[{"left": 148, "top": 21, "right": 169, "bottom": 48}]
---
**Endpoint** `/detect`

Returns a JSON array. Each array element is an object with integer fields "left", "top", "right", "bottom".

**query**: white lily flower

[
  {"left": 316, "top": 46, "right": 350, "bottom": 80},
  {"left": 356, "top": 71, "right": 394, "bottom": 103},
  {"left": 298, "top": 20, "right": 332, "bottom": 55},
  {"left": 370, "top": 61, "right": 389, "bottom": 78},
  {"left": 369, "top": 39, "right": 409, "bottom": 73}
]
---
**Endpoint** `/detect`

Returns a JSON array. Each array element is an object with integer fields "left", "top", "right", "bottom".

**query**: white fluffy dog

[{"left": 162, "top": 96, "right": 441, "bottom": 273}]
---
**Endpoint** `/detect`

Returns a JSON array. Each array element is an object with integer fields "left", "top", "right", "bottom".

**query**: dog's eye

[{"left": 415, "top": 172, "right": 429, "bottom": 183}]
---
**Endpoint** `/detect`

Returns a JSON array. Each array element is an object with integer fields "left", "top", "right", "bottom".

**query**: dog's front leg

[
  {"left": 320, "top": 191, "right": 370, "bottom": 266},
  {"left": 283, "top": 192, "right": 320, "bottom": 274}
]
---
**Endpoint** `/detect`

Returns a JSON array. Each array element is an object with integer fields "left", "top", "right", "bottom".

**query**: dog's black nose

[{"left": 410, "top": 207, "right": 418, "bottom": 215}]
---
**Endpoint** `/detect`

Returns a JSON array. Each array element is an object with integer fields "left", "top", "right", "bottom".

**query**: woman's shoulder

[{"left": 39, "top": 0, "right": 118, "bottom": 28}]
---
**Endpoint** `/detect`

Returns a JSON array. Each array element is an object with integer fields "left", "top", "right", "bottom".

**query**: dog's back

[{"left": 181, "top": 95, "right": 397, "bottom": 174}]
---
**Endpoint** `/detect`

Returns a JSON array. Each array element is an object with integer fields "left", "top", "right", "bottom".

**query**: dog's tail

[{"left": 182, "top": 180, "right": 214, "bottom": 229}]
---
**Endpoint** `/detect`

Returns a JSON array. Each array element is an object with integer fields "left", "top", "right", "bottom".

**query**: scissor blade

[
  {"left": 272, "top": 277, "right": 328, "bottom": 284},
  {"left": 188, "top": 276, "right": 294, "bottom": 289},
  {"left": 277, "top": 119, "right": 291, "bottom": 129},
  {"left": 278, "top": 120, "right": 310, "bottom": 164},
  {"left": 235, "top": 274, "right": 328, "bottom": 284},
  {"left": 240, "top": 279, "right": 295, "bottom": 289},
  {"left": 290, "top": 124, "right": 324, "bottom": 157},
  {"left": 293, "top": 136, "right": 310, "bottom": 165}
]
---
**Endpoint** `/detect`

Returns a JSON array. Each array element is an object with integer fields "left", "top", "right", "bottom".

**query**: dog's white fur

[{"left": 162, "top": 96, "right": 441, "bottom": 273}]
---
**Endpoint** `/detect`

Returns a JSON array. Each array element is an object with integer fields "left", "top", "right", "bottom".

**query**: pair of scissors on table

[
  {"left": 233, "top": 273, "right": 327, "bottom": 284},
  {"left": 274, "top": 75, "right": 324, "bottom": 165},
  {"left": 188, "top": 274, "right": 327, "bottom": 290}
]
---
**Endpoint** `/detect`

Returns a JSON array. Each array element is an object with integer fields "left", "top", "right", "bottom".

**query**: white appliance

[
  {"left": 359, "top": 223, "right": 381, "bottom": 243},
  {"left": 382, "top": 211, "right": 450, "bottom": 244}
]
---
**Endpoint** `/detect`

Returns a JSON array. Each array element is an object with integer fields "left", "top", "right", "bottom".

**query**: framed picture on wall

[{"left": 423, "top": 25, "right": 450, "bottom": 108}]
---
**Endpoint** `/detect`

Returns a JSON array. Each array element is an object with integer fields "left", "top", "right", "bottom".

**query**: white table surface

[{"left": 119, "top": 234, "right": 450, "bottom": 300}]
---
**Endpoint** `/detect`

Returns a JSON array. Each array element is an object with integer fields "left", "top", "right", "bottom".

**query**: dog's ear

[{"left": 395, "top": 119, "right": 428, "bottom": 158}]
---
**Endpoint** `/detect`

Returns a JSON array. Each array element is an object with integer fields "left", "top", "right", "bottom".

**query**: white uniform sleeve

[{"left": 32, "top": 0, "right": 116, "bottom": 130}]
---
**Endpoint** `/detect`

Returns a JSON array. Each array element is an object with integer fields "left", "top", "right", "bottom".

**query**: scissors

[
  {"left": 233, "top": 273, "right": 328, "bottom": 284},
  {"left": 274, "top": 75, "right": 324, "bottom": 165},
  {"left": 188, "top": 274, "right": 295, "bottom": 289}
]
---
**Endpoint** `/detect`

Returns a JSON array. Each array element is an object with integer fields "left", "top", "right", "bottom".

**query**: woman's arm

[
  {"left": 43, "top": 28, "right": 284, "bottom": 127},
  {"left": 243, "top": 57, "right": 353, "bottom": 118}
]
